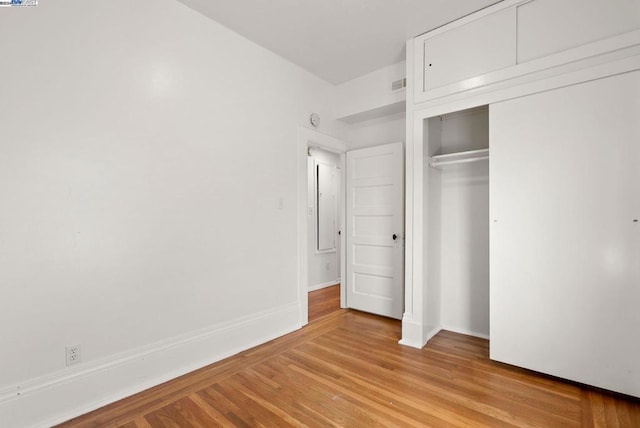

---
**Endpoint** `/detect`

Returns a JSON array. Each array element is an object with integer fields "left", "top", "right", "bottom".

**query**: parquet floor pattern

[{"left": 58, "top": 289, "right": 640, "bottom": 427}]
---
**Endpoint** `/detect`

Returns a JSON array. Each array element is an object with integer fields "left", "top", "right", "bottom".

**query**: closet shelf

[{"left": 429, "top": 148, "right": 489, "bottom": 168}]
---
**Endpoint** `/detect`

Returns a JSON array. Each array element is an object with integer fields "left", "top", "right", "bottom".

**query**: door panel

[
  {"left": 423, "top": 8, "right": 516, "bottom": 91},
  {"left": 346, "top": 142, "right": 404, "bottom": 319},
  {"left": 517, "top": 0, "right": 640, "bottom": 63},
  {"left": 490, "top": 71, "right": 640, "bottom": 397}
]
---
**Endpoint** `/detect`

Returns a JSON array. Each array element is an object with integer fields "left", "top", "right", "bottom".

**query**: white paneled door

[{"left": 346, "top": 142, "right": 404, "bottom": 319}]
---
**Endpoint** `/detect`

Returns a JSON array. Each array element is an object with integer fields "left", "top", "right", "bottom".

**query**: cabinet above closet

[
  {"left": 419, "top": 8, "right": 516, "bottom": 96},
  {"left": 413, "top": 0, "right": 640, "bottom": 105}
]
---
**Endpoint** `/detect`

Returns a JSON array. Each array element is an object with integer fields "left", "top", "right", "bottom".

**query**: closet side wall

[{"left": 423, "top": 118, "right": 443, "bottom": 335}]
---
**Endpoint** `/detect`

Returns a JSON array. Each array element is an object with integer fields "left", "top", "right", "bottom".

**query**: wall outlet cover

[{"left": 65, "top": 345, "right": 81, "bottom": 366}]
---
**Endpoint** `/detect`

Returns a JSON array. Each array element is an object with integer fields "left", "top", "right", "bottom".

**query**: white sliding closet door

[{"left": 490, "top": 71, "right": 640, "bottom": 397}]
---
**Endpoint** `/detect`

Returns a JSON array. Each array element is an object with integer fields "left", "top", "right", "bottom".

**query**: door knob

[{"left": 392, "top": 234, "right": 398, "bottom": 241}]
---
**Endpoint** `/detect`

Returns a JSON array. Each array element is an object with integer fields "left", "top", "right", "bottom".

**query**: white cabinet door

[
  {"left": 346, "top": 143, "right": 404, "bottom": 319},
  {"left": 517, "top": 0, "right": 640, "bottom": 63},
  {"left": 415, "top": 7, "right": 516, "bottom": 100},
  {"left": 490, "top": 71, "right": 640, "bottom": 398}
]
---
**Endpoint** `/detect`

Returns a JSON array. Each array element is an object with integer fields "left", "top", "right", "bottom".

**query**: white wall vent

[{"left": 391, "top": 78, "right": 407, "bottom": 91}]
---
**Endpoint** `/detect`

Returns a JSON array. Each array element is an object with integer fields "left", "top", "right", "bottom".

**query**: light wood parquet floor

[
  {"left": 58, "top": 286, "right": 640, "bottom": 427},
  {"left": 308, "top": 285, "right": 340, "bottom": 322}
]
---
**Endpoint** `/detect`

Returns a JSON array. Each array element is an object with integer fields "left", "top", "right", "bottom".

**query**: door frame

[{"left": 298, "top": 127, "right": 347, "bottom": 327}]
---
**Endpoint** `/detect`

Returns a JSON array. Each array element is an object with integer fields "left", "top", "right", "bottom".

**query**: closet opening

[{"left": 423, "top": 105, "right": 490, "bottom": 340}]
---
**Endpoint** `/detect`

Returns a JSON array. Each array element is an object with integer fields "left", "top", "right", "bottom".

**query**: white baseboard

[
  {"left": 422, "top": 325, "right": 442, "bottom": 346},
  {"left": 441, "top": 325, "right": 490, "bottom": 340},
  {"left": 0, "top": 303, "right": 300, "bottom": 428},
  {"left": 399, "top": 315, "right": 442, "bottom": 349},
  {"left": 307, "top": 280, "right": 339, "bottom": 292}
]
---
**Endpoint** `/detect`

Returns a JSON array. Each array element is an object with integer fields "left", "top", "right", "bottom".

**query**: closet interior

[{"left": 424, "top": 105, "right": 490, "bottom": 339}]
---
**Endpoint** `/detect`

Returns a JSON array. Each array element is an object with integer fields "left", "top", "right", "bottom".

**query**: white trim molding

[
  {"left": 441, "top": 326, "right": 490, "bottom": 341},
  {"left": 0, "top": 303, "right": 299, "bottom": 428},
  {"left": 308, "top": 279, "right": 340, "bottom": 292},
  {"left": 398, "top": 314, "right": 425, "bottom": 348}
]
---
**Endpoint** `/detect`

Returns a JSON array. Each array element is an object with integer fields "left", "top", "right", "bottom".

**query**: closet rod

[{"left": 429, "top": 148, "right": 489, "bottom": 168}]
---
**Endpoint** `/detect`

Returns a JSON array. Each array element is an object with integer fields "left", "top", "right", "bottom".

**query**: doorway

[
  {"left": 307, "top": 147, "right": 341, "bottom": 293},
  {"left": 298, "top": 128, "right": 347, "bottom": 327},
  {"left": 298, "top": 129, "right": 406, "bottom": 326}
]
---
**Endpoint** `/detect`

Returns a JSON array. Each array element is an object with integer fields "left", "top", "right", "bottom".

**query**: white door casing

[{"left": 346, "top": 142, "right": 404, "bottom": 319}]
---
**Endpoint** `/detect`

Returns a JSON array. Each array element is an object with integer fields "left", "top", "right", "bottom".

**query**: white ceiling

[{"left": 176, "top": 0, "right": 502, "bottom": 84}]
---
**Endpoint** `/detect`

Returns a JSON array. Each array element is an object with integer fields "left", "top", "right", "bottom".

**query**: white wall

[
  {"left": 0, "top": 1, "right": 346, "bottom": 426},
  {"left": 335, "top": 62, "right": 406, "bottom": 122},
  {"left": 438, "top": 108, "right": 490, "bottom": 338},
  {"left": 337, "top": 61, "right": 407, "bottom": 151},
  {"left": 347, "top": 112, "right": 406, "bottom": 150},
  {"left": 307, "top": 149, "right": 340, "bottom": 289}
]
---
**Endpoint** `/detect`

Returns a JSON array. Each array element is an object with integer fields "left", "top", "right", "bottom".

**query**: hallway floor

[{"left": 308, "top": 284, "right": 340, "bottom": 322}]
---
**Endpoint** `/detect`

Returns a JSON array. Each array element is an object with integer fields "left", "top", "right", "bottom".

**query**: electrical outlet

[{"left": 65, "top": 345, "right": 81, "bottom": 366}]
